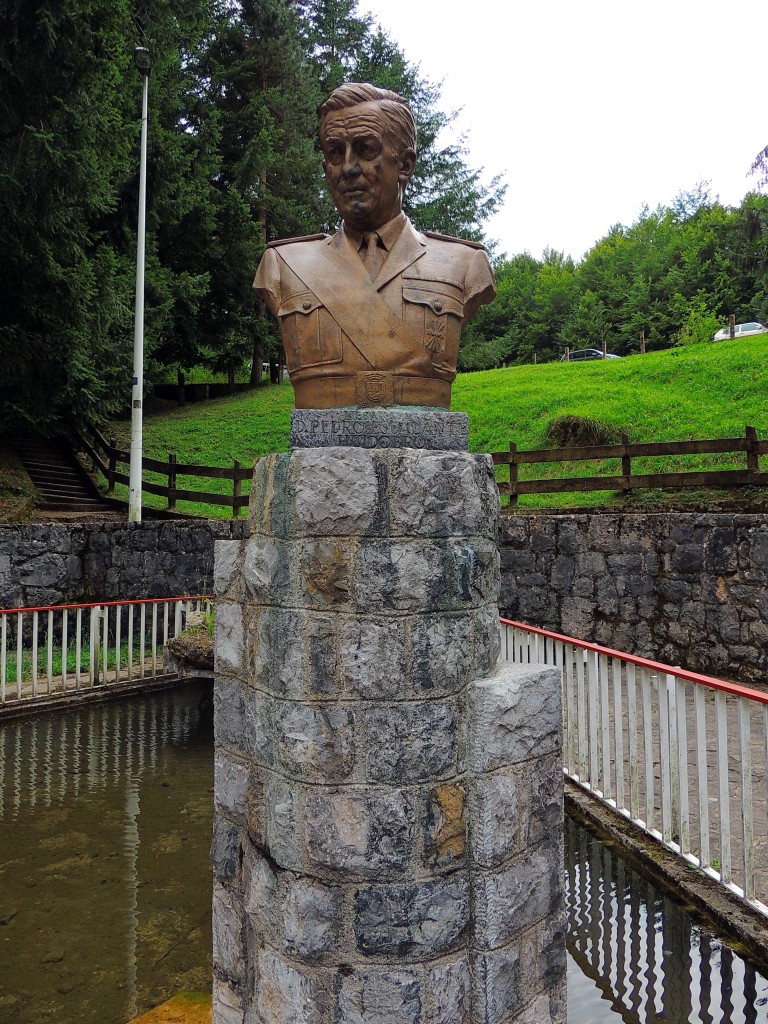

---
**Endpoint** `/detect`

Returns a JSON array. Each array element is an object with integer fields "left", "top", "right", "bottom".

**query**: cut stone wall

[
  {"left": 499, "top": 512, "right": 768, "bottom": 683},
  {"left": 0, "top": 521, "right": 247, "bottom": 608},
  {"left": 212, "top": 447, "right": 566, "bottom": 1024}
]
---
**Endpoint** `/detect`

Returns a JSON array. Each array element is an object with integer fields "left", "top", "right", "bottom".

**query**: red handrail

[
  {"left": 500, "top": 617, "right": 768, "bottom": 705},
  {"left": 0, "top": 596, "right": 213, "bottom": 616}
]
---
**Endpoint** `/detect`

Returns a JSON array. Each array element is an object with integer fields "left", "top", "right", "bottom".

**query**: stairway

[{"left": 9, "top": 437, "right": 113, "bottom": 513}]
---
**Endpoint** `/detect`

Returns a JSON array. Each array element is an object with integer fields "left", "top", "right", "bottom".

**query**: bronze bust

[{"left": 253, "top": 83, "right": 496, "bottom": 410}]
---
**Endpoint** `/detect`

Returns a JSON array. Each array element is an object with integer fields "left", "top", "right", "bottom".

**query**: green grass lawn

[{"left": 107, "top": 336, "right": 768, "bottom": 517}]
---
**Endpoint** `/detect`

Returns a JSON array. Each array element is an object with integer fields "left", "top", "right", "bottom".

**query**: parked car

[
  {"left": 560, "top": 349, "right": 621, "bottom": 361},
  {"left": 713, "top": 321, "right": 768, "bottom": 341}
]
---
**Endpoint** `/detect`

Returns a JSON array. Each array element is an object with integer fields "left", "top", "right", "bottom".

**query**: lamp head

[{"left": 133, "top": 47, "right": 152, "bottom": 76}]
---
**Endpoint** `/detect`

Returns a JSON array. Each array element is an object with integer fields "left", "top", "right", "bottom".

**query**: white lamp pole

[{"left": 129, "top": 46, "right": 151, "bottom": 523}]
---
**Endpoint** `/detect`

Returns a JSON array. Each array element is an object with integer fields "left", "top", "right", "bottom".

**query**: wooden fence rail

[
  {"left": 493, "top": 424, "right": 768, "bottom": 504},
  {"left": 77, "top": 425, "right": 251, "bottom": 517},
  {"left": 78, "top": 423, "right": 767, "bottom": 517}
]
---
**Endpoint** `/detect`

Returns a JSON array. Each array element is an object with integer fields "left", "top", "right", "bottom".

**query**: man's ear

[{"left": 399, "top": 149, "right": 416, "bottom": 185}]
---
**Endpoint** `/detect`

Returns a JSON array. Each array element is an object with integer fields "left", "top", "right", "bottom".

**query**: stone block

[
  {"left": 473, "top": 843, "right": 562, "bottom": 950},
  {"left": 213, "top": 881, "right": 247, "bottom": 984},
  {"left": 336, "top": 967, "right": 422, "bottom": 1024},
  {"left": 389, "top": 452, "right": 488, "bottom": 538},
  {"left": 424, "top": 783, "right": 466, "bottom": 867},
  {"left": 300, "top": 539, "right": 354, "bottom": 608},
  {"left": 305, "top": 789, "right": 415, "bottom": 876},
  {"left": 340, "top": 618, "right": 405, "bottom": 698},
  {"left": 273, "top": 703, "right": 355, "bottom": 782},
  {"left": 446, "top": 539, "right": 500, "bottom": 608},
  {"left": 355, "top": 540, "right": 446, "bottom": 612},
  {"left": 425, "top": 957, "right": 471, "bottom": 1024},
  {"left": 470, "top": 946, "right": 521, "bottom": 1024},
  {"left": 243, "top": 537, "right": 292, "bottom": 605},
  {"left": 249, "top": 453, "right": 291, "bottom": 537},
  {"left": 290, "top": 448, "right": 382, "bottom": 536},
  {"left": 283, "top": 877, "right": 343, "bottom": 960},
  {"left": 256, "top": 950, "right": 330, "bottom": 1024},
  {"left": 214, "top": 540, "right": 242, "bottom": 598},
  {"left": 469, "top": 663, "right": 561, "bottom": 774},
  {"left": 265, "top": 778, "right": 301, "bottom": 870},
  {"left": 211, "top": 816, "right": 243, "bottom": 883},
  {"left": 527, "top": 752, "right": 564, "bottom": 848},
  {"left": 215, "top": 751, "right": 251, "bottom": 822},
  {"left": 215, "top": 601, "right": 244, "bottom": 675},
  {"left": 410, "top": 614, "right": 474, "bottom": 695},
  {"left": 354, "top": 875, "right": 469, "bottom": 959},
  {"left": 250, "top": 607, "right": 307, "bottom": 696},
  {"left": 290, "top": 407, "right": 468, "bottom": 451},
  {"left": 365, "top": 702, "right": 456, "bottom": 782},
  {"left": 214, "top": 675, "right": 247, "bottom": 750},
  {"left": 468, "top": 769, "right": 519, "bottom": 868},
  {"left": 213, "top": 977, "right": 245, "bottom": 1024},
  {"left": 474, "top": 604, "right": 501, "bottom": 676},
  {"left": 243, "top": 692, "right": 274, "bottom": 767}
]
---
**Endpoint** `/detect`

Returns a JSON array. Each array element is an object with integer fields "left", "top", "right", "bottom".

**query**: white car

[{"left": 713, "top": 321, "right": 768, "bottom": 341}]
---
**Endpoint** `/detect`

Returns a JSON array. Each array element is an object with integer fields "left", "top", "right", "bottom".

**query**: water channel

[{"left": 1, "top": 686, "right": 767, "bottom": 1024}]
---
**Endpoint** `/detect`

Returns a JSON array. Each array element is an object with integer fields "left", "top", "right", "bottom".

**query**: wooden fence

[
  {"left": 493, "top": 425, "right": 768, "bottom": 504},
  {"left": 78, "top": 425, "right": 251, "bottom": 517},
  {"left": 79, "top": 423, "right": 768, "bottom": 517}
]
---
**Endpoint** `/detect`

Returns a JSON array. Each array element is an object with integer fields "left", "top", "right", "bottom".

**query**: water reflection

[
  {"left": 3, "top": 689, "right": 768, "bottom": 1024},
  {"left": 566, "top": 816, "right": 768, "bottom": 1023},
  {"left": 0, "top": 686, "right": 213, "bottom": 1024}
]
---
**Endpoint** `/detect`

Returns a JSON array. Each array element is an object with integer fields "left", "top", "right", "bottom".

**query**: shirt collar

[{"left": 342, "top": 212, "right": 407, "bottom": 252}]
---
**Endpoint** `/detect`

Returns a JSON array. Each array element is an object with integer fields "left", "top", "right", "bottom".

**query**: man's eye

[
  {"left": 326, "top": 148, "right": 343, "bottom": 165},
  {"left": 357, "top": 142, "right": 380, "bottom": 160}
]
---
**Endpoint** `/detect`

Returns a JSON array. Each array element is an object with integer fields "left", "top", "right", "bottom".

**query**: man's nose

[{"left": 342, "top": 146, "right": 361, "bottom": 176}]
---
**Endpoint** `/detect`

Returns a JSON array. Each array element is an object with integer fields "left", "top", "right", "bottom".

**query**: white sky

[{"left": 357, "top": 0, "right": 767, "bottom": 261}]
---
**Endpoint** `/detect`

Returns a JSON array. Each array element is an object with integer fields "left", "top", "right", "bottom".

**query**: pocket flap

[
  {"left": 403, "top": 288, "right": 463, "bottom": 317},
  {"left": 277, "top": 292, "right": 322, "bottom": 317}
]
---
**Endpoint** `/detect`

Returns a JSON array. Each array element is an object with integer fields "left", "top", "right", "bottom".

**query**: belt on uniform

[{"left": 291, "top": 372, "right": 452, "bottom": 410}]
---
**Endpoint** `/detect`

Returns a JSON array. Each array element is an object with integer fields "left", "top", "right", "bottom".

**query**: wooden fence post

[
  {"left": 564, "top": 347, "right": 570, "bottom": 362},
  {"left": 168, "top": 453, "right": 177, "bottom": 511},
  {"left": 640, "top": 330, "right": 645, "bottom": 354},
  {"left": 508, "top": 442, "right": 518, "bottom": 506},
  {"left": 233, "top": 459, "right": 242, "bottom": 518},
  {"left": 602, "top": 338, "right": 608, "bottom": 357},
  {"left": 621, "top": 431, "right": 631, "bottom": 497},
  {"left": 107, "top": 437, "right": 116, "bottom": 495},
  {"left": 746, "top": 425, "right": 759, "bottom": 475},
  {"left": 729, "top": 314, "right": 736, "bottom": 340}
]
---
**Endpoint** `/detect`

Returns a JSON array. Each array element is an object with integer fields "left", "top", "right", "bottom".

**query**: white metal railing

[
  {"left": 0, "top": 597, "right": 212, "bottom": 707},
  {"left": 501, "top": 617, "right": 768, "bottom": 918}
]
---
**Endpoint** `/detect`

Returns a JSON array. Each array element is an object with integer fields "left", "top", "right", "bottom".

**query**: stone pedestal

[{"left": 212, "top": 436, "right": 565, "bottom": 1023}]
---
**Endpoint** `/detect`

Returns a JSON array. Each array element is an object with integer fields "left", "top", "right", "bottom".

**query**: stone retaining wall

[
  {"left": 0, "top": 521, "right": 247, "bottom": 608},
  {"left": 3, "top": 511, "right": 767, "bottom": 684},
  {"left": 499, "top": 512, "right": 768, "bottom": 684}
]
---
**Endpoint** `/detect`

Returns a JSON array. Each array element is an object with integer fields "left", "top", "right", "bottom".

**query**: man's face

[{"left": 321, "top": 101, "right": 415, "bottom": 232}]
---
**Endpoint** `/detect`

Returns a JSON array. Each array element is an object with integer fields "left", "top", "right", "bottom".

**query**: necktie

[{"left": 361, "top": 231, "right": 385, "bottom": 280}]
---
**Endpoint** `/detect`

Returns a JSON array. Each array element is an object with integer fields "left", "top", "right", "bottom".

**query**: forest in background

[{"left": 1, "top": 0, "right": 767, "bottom": 434}]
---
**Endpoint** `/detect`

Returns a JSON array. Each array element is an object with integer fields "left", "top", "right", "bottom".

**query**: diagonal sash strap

[{"left": 276, "top": 240, "right": 434, "bottom": 375}]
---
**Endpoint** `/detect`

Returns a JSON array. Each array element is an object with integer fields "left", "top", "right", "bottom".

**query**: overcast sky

[{"left": 357, "top": 0, "right": 767, "bottom": 262}]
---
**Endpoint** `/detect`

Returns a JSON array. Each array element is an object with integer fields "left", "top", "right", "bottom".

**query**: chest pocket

[
  {"left": 402, "top": 283, "right": 464, "bottom": 370},
  {"left": 277, "top": 291, "right": 343, "bottom": 370}
]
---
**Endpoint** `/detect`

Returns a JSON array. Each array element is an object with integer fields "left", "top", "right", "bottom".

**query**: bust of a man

[{"left": 253, "top": 82, "right": 496, "bottom": 410}]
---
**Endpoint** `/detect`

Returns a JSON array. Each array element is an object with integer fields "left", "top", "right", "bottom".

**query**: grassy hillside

[{"left": 107, "top": 336, "right": 768, "bottom": 516}]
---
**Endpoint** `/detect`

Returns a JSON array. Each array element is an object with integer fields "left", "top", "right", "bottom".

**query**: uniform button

[
  {"left": 302, "top": 300, "right": 312, "bottom": 310},
  {"left": 433, "top": 300, "right": 443, "bottom": 312}
]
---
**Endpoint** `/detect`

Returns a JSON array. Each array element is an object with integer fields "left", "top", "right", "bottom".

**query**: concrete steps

[{"left": 9, "top": 437, "right": 112, "bottom": 512}]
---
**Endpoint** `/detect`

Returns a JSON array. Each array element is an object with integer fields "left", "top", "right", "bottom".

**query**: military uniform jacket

[{"left": 253, "top": 216, "right": 496, "bottom": 409}]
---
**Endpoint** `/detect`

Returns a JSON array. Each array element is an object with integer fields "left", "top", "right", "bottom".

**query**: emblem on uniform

[
  {"left": 425, "top": 317, "right": 445, "bottom": 358},
  {"left": 356, "top": 371, "right": 394, "bottom": 407}
]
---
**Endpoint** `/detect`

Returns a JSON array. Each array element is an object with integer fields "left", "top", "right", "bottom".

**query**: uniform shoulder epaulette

[
  {"left": 422, "top": 230, "right": 486, "bottom": 250},
  {"left": 267, "top": 233, "right": 329, "bottom": 248}
]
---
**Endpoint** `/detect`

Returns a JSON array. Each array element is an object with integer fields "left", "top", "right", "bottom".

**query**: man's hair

[{"left": 318, "top": 82, "right": 417, "bottom": 154}]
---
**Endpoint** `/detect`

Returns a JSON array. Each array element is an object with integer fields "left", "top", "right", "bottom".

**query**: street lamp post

[{"left": 129, "top": 46, "right": 151, "bottom": 524}]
